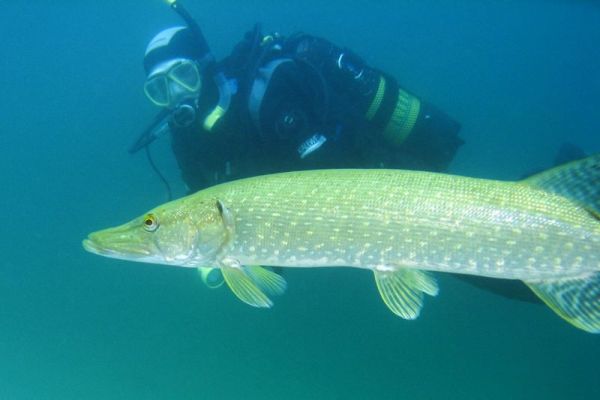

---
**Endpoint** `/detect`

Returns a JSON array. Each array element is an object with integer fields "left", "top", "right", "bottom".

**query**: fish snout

[{"left": 82, "top": 230, "right": 154, "bottom": 260}]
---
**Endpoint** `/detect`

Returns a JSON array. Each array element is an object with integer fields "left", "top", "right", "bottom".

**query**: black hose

[
  {"left": 129, "top": 109, "right": 172, "bottom": 154},
  {"left": 144, "top": 144, "right": 173, "bottom": 201}
]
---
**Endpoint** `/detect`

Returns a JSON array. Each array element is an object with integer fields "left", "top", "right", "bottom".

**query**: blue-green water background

[{"left": 1, "top": 1, "right": 600, "bottom": 398}]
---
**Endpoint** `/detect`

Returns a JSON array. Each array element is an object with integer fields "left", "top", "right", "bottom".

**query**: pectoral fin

[
  {"left": 246, "top": 265, "right": 287, "bottom": 296},
  {"left": 222, "top": 266, "right": 273, "bottom": 308},
  {"left": 221, "top": 262, "right": 287, "bottom": 308},
  {"left": 374, "top": 268, "right": 439, "bottom": 320}
]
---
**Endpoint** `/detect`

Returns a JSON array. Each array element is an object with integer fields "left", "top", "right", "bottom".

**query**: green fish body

[{"left": 84, "top": 155, "right": 600, "bottom": 333}]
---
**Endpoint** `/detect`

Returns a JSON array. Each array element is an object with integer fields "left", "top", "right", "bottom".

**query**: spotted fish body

[
  {"left": 84, "top": 155, "right": 600, "bottom": 333},
  {"left": 203, "top": 170, "right": 599, "bottom": 279}
]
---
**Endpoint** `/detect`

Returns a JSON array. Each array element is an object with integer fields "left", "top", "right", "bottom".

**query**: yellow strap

[
  {"left": 365, "top": 76, "right": 386, "bottom": 121},
  {"left": 383, "top": 89, "right": 421, "bottom": 146}
]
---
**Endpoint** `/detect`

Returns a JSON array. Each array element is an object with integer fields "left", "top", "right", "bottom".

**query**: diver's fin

[
  {"left": 522, "top": 153, "right": 600, "bottom": 214},
  {"left": 245, "top": 265, "right": 287, "bottom": 296},
  {"left": 221, "top": 263, "right": 273, "bottom": 308},
  {"left": 374, "top": 268, "right": 439, "bottom": 320},
  {"left": 525, "top": 272, "right": 600, "bottom": 333}
]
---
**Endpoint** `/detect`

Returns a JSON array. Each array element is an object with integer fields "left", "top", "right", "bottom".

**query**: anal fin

[
  {"left": 525, "top": 272, "right": 600, "bottom": 333},
  {"left": 374, "top": 268, "right": 439, "bottom": 320}
]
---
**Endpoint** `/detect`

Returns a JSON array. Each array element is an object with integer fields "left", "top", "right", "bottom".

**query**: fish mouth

[
  {"left": 82, "top": 238, "right": 102, "bottom": 255},
  {"left": 82, "top": 230, "right": 156, "bottom": 262},
  {"left": 82, "top": 238, "right": 133, "bottom": 258}
]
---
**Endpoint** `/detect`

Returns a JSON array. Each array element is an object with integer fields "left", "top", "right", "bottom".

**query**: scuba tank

[{"left": 288, "top": 34, "right": 460, "bottom": 158}]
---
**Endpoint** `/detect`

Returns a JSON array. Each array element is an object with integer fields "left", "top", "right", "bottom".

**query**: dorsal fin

[{"left": 522, "top": 153, "right": 600, "bottom": 214}]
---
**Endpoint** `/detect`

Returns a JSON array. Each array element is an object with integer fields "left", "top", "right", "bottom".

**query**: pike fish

[{"left": 83, "top": 155, "right": 600, "bottom": 333}]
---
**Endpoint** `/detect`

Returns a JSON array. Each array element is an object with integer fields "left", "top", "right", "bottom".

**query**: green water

[{"left": 1, "top": 1, "right": 599, "bottom": 398}]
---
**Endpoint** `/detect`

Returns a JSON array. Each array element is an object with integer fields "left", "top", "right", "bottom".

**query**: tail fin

[
  {"left": 525, "top": 273, "right": 600, "bottom": 333},
  {"left": 523, "top": 153, "right": 600, "bottom": 333}
]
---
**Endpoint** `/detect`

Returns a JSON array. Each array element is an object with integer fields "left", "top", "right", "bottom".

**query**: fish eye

[{"left": 143, "top": 213, "right": 159, "bottom": 232}]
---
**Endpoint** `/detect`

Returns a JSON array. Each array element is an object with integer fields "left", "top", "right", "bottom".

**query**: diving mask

[{"left": 144, "top": 58, "right": 202, "bottom": 108}]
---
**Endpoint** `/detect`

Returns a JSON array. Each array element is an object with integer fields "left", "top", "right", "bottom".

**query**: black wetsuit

[{"left": 170, "top": 30, "right": 463, "bottom": 193}]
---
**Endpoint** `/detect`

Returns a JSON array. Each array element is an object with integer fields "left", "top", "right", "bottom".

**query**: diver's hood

[{"left": 144, "top": 26, "right": 213, "bottom": 75}]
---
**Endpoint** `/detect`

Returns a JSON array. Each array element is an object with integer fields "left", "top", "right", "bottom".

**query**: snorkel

[{"left": 166, "top": 0, "right": 214, "bottom": 68}]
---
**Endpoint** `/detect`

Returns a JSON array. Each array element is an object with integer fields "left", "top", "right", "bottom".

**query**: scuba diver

[
  {"left": 130, "top": 1, "right": 463, "bottom": 288},
  {"left": 132, "top": 1, "right": 463, "bottom": 192}
]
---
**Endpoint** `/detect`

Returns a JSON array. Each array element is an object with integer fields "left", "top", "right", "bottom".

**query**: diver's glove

[{"left": 297, "top": 132, "right": 327, "bottom": 159}]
